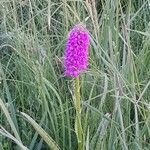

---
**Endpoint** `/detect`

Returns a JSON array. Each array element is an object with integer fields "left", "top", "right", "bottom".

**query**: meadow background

[{"left": 0, "top": 0, "right": 150, "bottom": 149}]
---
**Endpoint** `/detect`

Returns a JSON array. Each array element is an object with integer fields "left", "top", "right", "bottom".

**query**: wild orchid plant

[{"left": 64, "top": 23, "right": 90, "bottom": 150}]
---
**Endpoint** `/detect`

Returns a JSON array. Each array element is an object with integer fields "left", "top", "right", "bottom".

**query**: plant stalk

[{"left": 75, "top": 76, "right": 83, "bottom": 150}]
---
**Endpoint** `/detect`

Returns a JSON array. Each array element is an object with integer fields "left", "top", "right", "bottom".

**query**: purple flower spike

[{"left": 64, "top": 23, "right": 90, "bottom": 77}]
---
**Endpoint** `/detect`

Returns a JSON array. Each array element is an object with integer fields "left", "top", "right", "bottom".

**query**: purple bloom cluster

[{"left": 64, "top": 23, "right": 90, "bottom": 77}]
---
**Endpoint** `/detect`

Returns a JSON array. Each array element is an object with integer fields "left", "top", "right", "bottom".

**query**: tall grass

[{"left": 0, "top": 0, "right": 150, "bottom": 149}]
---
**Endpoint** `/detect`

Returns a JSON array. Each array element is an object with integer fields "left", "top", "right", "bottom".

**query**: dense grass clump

[{"left": 0, "top": 0, "right": 150, "bottom": 150}]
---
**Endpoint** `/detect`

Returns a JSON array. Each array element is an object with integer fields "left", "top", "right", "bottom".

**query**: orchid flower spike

[{"left": 64, "top": 23, "right": 90, "bottom": 77}]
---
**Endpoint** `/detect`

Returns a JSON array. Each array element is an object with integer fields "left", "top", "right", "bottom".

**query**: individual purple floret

[{"left": 64, "top": 23, "right": 90, "bottom": 77}]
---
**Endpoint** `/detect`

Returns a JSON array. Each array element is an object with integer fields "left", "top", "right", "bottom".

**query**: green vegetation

[{"left": 0, "top": 0, "right": 150, "bottom": 149}]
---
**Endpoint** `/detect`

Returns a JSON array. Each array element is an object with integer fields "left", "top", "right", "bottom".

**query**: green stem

[{"left": 75, "top": 76, "right": 83, "bottom": 150}]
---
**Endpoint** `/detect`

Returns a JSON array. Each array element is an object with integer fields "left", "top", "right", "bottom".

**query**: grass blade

[
  {"left": 0, "top": 126, "right": 28, "bottom": 150},
  {"left": 0, "top": 98, "right": 21, "bottom": 143},
  {"left": 20, "top": 112, "right": 60, "bottom": 150}
]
